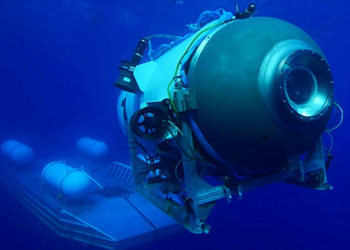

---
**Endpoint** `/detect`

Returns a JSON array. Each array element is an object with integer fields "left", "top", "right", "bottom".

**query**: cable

[
  {"left": 325, "top": 104, "right": 339, "bottom": 129},
  {"left": 166, "top": 120, "right": 217, "bottom": 171},
  {"left": 175, "top": 159, "right": 184, "bottom": 183},
  {"left": 166, "top": 123, "right": 195, "bottom": 160},
  {"left": 323, "top": 102, "right": 342, "bottom": 155},
  {"left": 326, "top": 102, "right": 343, "bottom": 132},
  {"left": 324, "top": 130, "right": 333, "bottom": 155},
  {"left": 166, "top": 21, "right": 227, "bottom": 116},
  {"left": 146, "top": 34, "right": 182, "bottom": 40},
  {"left": 167, "top": 120, "right": 184, "bottom": 136},
  {"left": 167, "top": 120, "right": 204, "bottom": 163}
]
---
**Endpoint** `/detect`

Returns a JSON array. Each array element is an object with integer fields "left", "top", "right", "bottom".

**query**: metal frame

[{"left": 128, "top": 87, "right": 332, "bottom": 234}]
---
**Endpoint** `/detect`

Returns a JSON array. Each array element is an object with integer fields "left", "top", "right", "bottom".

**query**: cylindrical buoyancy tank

[
  {"left": 42, "top": 161, "right": 91, "bottom": 199},
  {"left": 187, "top": 17, "right": 334, "bottom": 172},
  {"left": 76, "top": 137, "right": 108, "bottom": 158},
  {"left": 1, "top": 139, "right": 34, "bottom": 164}
]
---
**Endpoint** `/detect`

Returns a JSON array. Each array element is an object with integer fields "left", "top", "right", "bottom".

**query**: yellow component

[{"left": 166, "top": 21, "right": 226, "bottom": 117}]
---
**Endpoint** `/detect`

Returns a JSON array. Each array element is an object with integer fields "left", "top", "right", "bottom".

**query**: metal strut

[{"left": 126, "top": 78, "right": 332, "bottom": 234}]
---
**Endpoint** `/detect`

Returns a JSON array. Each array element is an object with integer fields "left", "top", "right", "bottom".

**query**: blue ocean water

[{"left": 0, "top": 0, "right": 348, "bottom": 249}]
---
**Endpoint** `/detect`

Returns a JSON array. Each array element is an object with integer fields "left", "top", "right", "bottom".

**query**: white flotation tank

[
  {"left": 76, "top": 137, "right": 108, "bottom": 158},
  {"left": 42, "top": 161, "right": 91, "bottom": 199},
  {"left": 1, "top": 139, "right": 34, "bottom": 164}
]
